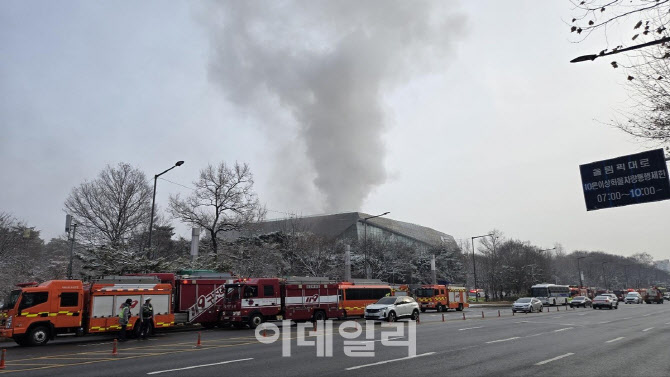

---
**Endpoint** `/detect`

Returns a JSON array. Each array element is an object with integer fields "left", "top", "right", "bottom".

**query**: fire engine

[
  {"left": 644, "top": 287, "right": 664, "bottom": 304},
  {"left": 415, "top": 284, "right": 468, "bottom": 312},
  {"left": 0, "top": 276, "right": 173, "bottom": 346},
  {"left": 220, "top": 277, "right": 342, "bottom": 329},
  {"left": 0, "top": 271, "right": 239, "bottom": 346}
]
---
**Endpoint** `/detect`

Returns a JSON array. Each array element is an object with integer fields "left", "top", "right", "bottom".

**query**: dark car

[{"left": 569, "top": 296, "right": 591, "bottom": 308}]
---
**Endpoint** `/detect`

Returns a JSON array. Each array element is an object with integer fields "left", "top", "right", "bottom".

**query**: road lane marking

[
  {"left": 535, "top": 353, "right": 574, "bottom": 366},
  {"left": 622, "top": 317, "right": 632, "bottom": 320},
  {"left": 666, "top": 322, "right": 670, "bottom": 325},
  {"left": 358, "top": 336, "right": 404, "bottom": 343},
  {"left": 598, "top": 321, "right": 611, "bottom": 324},
  {"left": 147, "top": 358, "right": 254, "bottom": 375},
  {"left": 642, "top": 327, "right": 654, "bottom": 332},
  {"left": 345, "top": 352, "right": 435, "bottom": 370},
  {"left": 605, "top": 337, "right": 624, "bottom": 343},
  {"left": 486, "top": 337, "right": 520, "bottom": 344},
  {"left": 458, "top": 326, "right": 483, "bottom": 331},
  {"left": 642, "top": 313, "right": 652, "bottom": 317},
  {"left": 577, "top": 313, "right": 587, "bottom": 316},
  {"left": 553, "top": 327, "right": 573, "bottom": 332}
]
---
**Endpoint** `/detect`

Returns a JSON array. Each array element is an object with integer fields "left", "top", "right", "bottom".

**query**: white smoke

[{"left": 200, "top": 0, "right": 465, "bottom": 212}]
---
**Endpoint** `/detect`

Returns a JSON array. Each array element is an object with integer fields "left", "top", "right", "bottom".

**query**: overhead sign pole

[{"left": 579, "top": 149, "right": 670, "bottom": 211}]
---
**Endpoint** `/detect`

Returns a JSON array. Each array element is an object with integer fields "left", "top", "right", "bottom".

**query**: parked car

[
  {"left": 593, "top": 295, "right": 617, "bottom": 309},
  {"left": 512, "top": 297, "right": 543, "bottom": 313},
  {"left": 569, "top": 296, "right": 592, "bottom": 308},
  {"left": 625, "top": 292, "right": 643, "bottom": 304},
  {"left": 664, "top": 293, "right": 670, "bottom": 301},
  {"left": 364, "top": 296, "right": 420, "bottom": 322}
]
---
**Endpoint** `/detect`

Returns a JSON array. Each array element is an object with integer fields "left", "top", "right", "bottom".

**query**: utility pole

[{"left": 577, "top": 256, "right": 587, "bottom": 288}]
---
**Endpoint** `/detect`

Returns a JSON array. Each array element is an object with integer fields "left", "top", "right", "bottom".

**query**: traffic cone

[
  {"left": 462, "top": 313, "right": 465, "bottom": 320},
  {"left": 196, "top": 332, "right": 202, "bottom": 348},
  {"left": 262, "top": 328, "right": 267, "bottom": 338},
  {"left": 481, "top": 311, "right": 484, "bottom": 318},
  {"left": 557, "top": 306, "right": 560, "bottom": 312},
  {"left": 0, "top": 349, "right": 6, "bottom": 369},
  {"left": 442, "top": 313, "right": 445, "bottom": 322},
  {"left": 498, "top": 310, "right": 501, "bottom": 317},
  {"left": 417, "top": 315, "right": 421, "bottom": 325},
  {"left": 112, "top": 339, "right": 118, "bottom": 357},
  {"left": 313, "top": 321, "right": 317, "bottom": 331},
  {"left": 512, "top": 310, "right": 514, "bottom": 316}
]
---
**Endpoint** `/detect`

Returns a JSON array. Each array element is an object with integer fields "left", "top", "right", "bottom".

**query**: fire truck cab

[{"left": 415, "top": 284, "right": 468, "bottom": 312}]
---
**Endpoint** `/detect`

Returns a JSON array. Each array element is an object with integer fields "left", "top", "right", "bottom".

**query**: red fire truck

[
  {"left": 220, "top": 277, "right": 342, "bottom": 329},
  {"left": 415, "top": 284, "right": 468, "bottom": 312}
]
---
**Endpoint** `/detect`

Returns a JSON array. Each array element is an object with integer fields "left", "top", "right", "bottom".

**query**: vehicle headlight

[{"left": 6, "top": 316, "right": 12, "bottom": 328}]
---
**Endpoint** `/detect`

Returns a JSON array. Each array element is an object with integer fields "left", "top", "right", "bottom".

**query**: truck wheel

[
  {"left": 456, "top": 304, "right": 463, "bottom": 312},
  {"left": 313, "top": 310, "right": 326, "bottom": 322},
  {"left": 436, "top": 305, "right": 443, "bottom": 313},
  {"left": 249, "top": 313, "right": 263, "bottom": 329},
  {"left": 420, "top": 308, "right": 426, "bottom": 313},
  {"left": 27, "top": 326, "right": 50, "bottom": 346}
]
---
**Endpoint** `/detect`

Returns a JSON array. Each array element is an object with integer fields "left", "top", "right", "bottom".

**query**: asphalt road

[{"left": 1, "top": 303, "right": 668, "bottom": 376}]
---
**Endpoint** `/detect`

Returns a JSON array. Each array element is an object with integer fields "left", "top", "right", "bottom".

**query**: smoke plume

[{"left": 201, "top": 0, "right": 464, "bottom": 212}]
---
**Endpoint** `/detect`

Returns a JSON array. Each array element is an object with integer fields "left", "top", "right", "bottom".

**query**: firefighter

[
  {"left": 139, "top": 297, "right": 154, "bottom": 339},
  {"left": 118, "top": 298, "right": 132, "bottom": 341}
]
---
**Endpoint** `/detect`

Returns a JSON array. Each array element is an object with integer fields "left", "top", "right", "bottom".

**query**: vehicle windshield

[
  {"left": 594, "top": 296, "right": 608, "bottom": 300},
  {"left": 626, "top": 293, "right": 638, "bottom": 296},
  {"left": 573, "top": 296, "right": 585, "bottom": 300},
  {"left": 2, "top": 290, "right": 21, "bottom": 310},
  {"left": 224, "top": 284, "right": 241, "bottom": 302},
  {"left": 530, "top": 288, "right": 548, "bottom": 297},
  {"left": 375, "top": 297, "right": 398, "bottom": 305},
  {"left": 415, "top": 288, "right": 433, "bottom": 297},
  {"left": 516, "top": 298, "right": 531, "bottom": 303}
]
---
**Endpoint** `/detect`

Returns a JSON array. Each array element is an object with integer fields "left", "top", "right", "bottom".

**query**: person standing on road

[
  {"left": 118, "top": 298, "right": 132, "bottom": 341},
  {"left": 140, "top": 297, "right": 154, "bottom": 340}
]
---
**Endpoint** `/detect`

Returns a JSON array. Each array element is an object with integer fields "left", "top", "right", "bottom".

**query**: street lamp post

[
  {"left": 471, "top": 233, "right": 493, "bottom": 302},
  {"left": 577, "top": 256, "right": 587, "bottom": 288},
  {"left": 148, "top": 160, "right": 184, "bottom": 258},
  {"left": 361, "top": 212, "right": 390, "bottom": 279},
  {"left": 570, "top": 36, "right": 670, "bottom": 63}
]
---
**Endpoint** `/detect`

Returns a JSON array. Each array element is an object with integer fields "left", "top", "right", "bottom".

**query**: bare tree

[
  {"left": 569, "top": 1, "right": 670, "bottom": 148},
  {"left": 169, "top": 162, "right": 266, "bottom": 259},
  {"left": 64, "top": 163, "right": 152, "bottom": 248}
]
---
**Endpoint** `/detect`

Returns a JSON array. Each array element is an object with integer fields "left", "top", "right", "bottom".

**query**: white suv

[
  {"left": 625, "top": 292, "right": 643, "bottom": 304},
  {"left": 364, "top": 296, "right": 420, "bottom": 322}
]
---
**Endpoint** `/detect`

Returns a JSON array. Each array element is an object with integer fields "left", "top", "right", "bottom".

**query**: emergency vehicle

[
  {"left": 220, "top": 277, "right": 342, "bottom": 329},
  {"left": 415, "top": 284, "right": 468, "bottom": 312},
  {"left": 0, "top": 276, "right": 173, "bottom": 346},
  {"left": 337, "top": 280, "right": 392, "bottom": 318},
  {"left": 644, "top": 287, "right": 664, "bottom": 304}
]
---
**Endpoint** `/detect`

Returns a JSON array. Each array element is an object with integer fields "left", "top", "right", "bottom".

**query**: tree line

[
  {"left": 1, "top": 161, "right": 668, "bottom": 300},
  {"left": 466, "top": 230, "right": 669, "bottom": 300}
]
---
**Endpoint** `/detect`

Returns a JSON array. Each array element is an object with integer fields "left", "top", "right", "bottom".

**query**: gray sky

[{"left": 2, "top": 1, "right": 669, "bottom": 260}]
